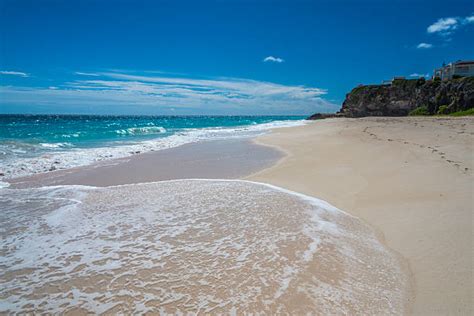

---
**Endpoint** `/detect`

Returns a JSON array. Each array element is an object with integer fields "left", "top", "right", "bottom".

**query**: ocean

[{"left": 0, "top": 114, "right": 305, "bottom": 182}]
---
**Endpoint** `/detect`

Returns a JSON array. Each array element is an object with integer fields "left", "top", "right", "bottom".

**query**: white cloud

[
  {"left": 0, "top": 71, "right": 337, "bottom": 115},
  {"left": 409, "top": 73, "right": 430, "bottom": 78},
  {"left": 426, "top": 15, "right": 474, "bottom": 36},
  {"left": 427, "top": 17, "right": 458, "bottom": 34},
  {"left": 0, "top": 70, "right": 29, "bottom": 77},
  {"left": 95, "top": 72, "right": 326, "bottom": 98},
  {"left": 74, "top": 71, "right": 100, "bottom": 76},
  {"left": 263, "top": 56, "right": 284, "bottom": 63},
  {"left": 464, "top": 15, "right": 474, "bottom": 24},
  {"left": 416, "top": 42, "right": 433, "bottom": 49}
]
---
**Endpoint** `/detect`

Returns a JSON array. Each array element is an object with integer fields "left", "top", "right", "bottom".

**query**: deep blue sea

[{"left": 0, "top": 115, "right": 305, "bottom": 181}]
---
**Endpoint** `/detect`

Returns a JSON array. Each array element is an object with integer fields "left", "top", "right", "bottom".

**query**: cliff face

[{"left": 337, "top": 77, "right": 474, "bottom": 117}]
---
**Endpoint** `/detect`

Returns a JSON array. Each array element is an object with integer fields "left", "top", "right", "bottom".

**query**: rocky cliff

[{"left": 310, "top": 77, "right": 474, "bottom": 118}]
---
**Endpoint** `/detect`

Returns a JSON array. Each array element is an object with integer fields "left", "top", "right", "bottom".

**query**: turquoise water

[
  {"left": 0, "top": 115, "right": 305, "bottom": 179},
  {"left": 0, "top": 115, "right": 304, "bottom": 147}
]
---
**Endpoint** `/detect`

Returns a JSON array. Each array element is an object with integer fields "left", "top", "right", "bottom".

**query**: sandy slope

[{"left": 248, "top": 117, "right": 473, "bottom": 315}]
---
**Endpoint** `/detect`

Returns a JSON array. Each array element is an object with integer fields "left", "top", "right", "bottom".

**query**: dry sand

[{"left": 247, "top": 116, "right": 473, "bottom": 315}]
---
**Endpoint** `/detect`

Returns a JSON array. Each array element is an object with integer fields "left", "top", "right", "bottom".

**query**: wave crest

[
  {"left": 116, "top": 126, "right": 167, "bottom": 136},
  {"left": 39, "top": 142, "right": 73, "bottom": 149}
]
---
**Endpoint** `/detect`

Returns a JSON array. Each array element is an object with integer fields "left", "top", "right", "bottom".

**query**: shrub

[
  {"left": 352, "top": 85, "right": 366, "bottom": 94},
  {"left": 449, "top": 108, "right": 474, "bottom": 116},
  {"left": 437, "top": 105, "right": 450, "bottom": 115},
  {"left": 409, "top": 106, "right": 430, "bottom": 116},
  {"left": 416, "top": 78, "right": 426, "bottom": 87}
]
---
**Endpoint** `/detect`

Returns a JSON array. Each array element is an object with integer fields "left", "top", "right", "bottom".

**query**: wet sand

[
  {"left": 5, "top": 137, "right": 368, "bottom": 314},
  {"left": 1, "top": 180, "right": 409, "bottom": 314},
  {"left": 248, "top": 117, "right": 474, "bottom": 315},
  {"left": 9, "top": 139, "right": 282, "bottom": 188}
]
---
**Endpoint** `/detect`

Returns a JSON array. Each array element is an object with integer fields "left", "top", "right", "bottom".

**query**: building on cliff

[{"left": 433, "top": 60, "right": 474, "bottom": 80}]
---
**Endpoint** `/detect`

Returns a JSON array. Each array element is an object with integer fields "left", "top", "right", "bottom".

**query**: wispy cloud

[
  {"left": 0, "top": 71, "right": 337, "bottom": 115},
  {"left": 427, "top": 15, "right": 474, "bottom": 36},
  {"left": 427, "top": 17, "right": 458, "bottom": 34},
  {"left": 263, "top": 56, "right": 284, "bottom": 63},
  {"left": 74, "top": 71, "right": 100, "bottom": 76},
  {"left": 94, "top": 72, "right": 326, "bottom": 98},
  {"left": 416, "top": 42, "right": 433, "bottom": 49},
  {"left": 0, "top": 70, "right": 29, "bottom": 77}
]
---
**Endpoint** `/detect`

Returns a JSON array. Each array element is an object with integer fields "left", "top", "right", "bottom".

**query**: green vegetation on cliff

[
  {"left": 339, "top": 77, "right": 474, "bottom": 117},
  {"left": 408, "top": 106, "right": 474, "bottom": 117}
]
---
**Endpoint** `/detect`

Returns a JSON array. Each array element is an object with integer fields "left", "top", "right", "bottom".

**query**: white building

[{"left": 433, "top": 60, "right": 474, "bottom": 80}]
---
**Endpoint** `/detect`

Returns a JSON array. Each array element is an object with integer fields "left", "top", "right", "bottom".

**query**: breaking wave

[
  {"left": 115, "top": 126, "right": 167, "bottom": 135},
  {"left": 0, "top": 120, "right": 305, "bottom": 180}
]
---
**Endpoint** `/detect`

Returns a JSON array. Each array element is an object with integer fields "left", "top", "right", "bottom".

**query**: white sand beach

[{"left": 248, "top": 117, "right": 473, "bottom": 315}]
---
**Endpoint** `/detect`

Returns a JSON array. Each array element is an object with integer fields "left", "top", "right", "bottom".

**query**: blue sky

[{"left": 1, "top": 0, "right": 473, "bottom": 115}]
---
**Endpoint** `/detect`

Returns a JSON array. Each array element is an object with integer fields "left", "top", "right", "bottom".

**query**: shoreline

[
  {"left": 0, "top": 117, "right": 306, "bottom": 181},
  {"left": 247, "top": 121, "right": 416, "bottom": 314},
  {"left": 1, "top": 178, "right": 409, "bottom": 314},
  {"left": 3, "top": 116, "right": 472, "bottom": 314},
  {"left": 247, "top": 116, "right": 473, "bottom": 315},
  {"left": 7, "top": 138, "right": 284, "bottom": 188},
  {"left": 248, "top": 123, "right": 416, "bottom": 315}
]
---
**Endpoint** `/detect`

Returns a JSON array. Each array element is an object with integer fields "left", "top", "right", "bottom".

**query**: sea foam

[
  {"left": 0, "top": 179, "right": 409, "bottom": 314},
  {"left": 0, "top": 120, "right": 305, "bottom": 180},
  {"left": 115, "top": 126, "right": 167, "bottom": 135}
]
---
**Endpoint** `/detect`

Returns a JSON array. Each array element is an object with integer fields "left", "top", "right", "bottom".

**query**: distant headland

[{"left": 308, "top": 60, "right": 474, "bottom": 119}]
